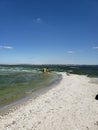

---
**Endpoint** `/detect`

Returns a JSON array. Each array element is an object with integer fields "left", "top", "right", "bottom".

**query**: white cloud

[
  {"left": 67, "top": 51, "right": 75, "bottom": 54},
  {"left": 0, "top": 45, "right": 13, "bottom": 49},
  {"left": 33, "top": 17, "right": 42, "bottom": 23},
  {"left": 36, "top": 18, "right": 41, "bottom": 23},
  {"left": 92, "top": 46, "right": 98, "bottom": 49}
]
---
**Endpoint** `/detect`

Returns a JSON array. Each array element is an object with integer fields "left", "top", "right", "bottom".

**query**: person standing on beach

[
  {"left": 43, "top": 68, "right": 47, "bottom": 73},
  {"left": 42, "top": 68, "right": 49, "bottom": 73}
]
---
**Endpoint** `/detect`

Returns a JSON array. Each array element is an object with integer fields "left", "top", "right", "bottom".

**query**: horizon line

[{"left": 0, "top": 63, "right": 98, "bottom": 66}]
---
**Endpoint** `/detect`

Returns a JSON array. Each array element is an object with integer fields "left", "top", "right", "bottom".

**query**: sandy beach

[{"left": 0, "top": 72, "right": 98, "bottom": 130}]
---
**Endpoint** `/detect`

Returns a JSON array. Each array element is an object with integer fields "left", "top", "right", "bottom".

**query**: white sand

[{"left": 0, "top": 72, "right": 98, "bottom": 130}]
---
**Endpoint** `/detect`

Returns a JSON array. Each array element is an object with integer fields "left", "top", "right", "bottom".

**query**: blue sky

[{"left": 0, "top": 0, "right": 98, "bottom": 64}]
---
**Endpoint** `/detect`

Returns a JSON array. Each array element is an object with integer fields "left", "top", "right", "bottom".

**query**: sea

[
  {"left": 0, "top": 65, "right": 61, "bottom": 108},
  {"left": 0, "top": 64, "right": 98, "bottom": 108}
]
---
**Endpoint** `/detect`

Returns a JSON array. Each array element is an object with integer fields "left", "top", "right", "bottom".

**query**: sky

[{"left": 0, "top": 0, "right": 98, "bottom": 65}]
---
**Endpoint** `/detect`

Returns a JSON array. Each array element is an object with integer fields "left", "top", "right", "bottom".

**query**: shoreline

[
  {"left": 89, "top": 77, "right": 98, "bottom": 84},
  {"left": 0, "top": 72, "right": 98, "bottom": 130},
  {"left": 0, "top": 72, "right": 62, "bottom": 116}
]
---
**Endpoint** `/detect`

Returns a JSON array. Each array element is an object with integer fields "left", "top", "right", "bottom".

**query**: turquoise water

[{"left": 0, "top": 65, "right": 60, "bottom": 105}]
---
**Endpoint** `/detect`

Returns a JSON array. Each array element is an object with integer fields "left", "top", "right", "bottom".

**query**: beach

[{"left": 0, "top": 72, "right": 98, "bottom": 130}]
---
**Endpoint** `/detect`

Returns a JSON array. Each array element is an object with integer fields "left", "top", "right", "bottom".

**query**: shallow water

[
  {"left": 0, "top": 65, "right": 60, "bottom": 106},
  {"left": 90, "top": 78, "right": 98, "bottom": 84}
]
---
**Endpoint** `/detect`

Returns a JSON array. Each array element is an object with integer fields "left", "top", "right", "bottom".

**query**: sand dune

[{"left": 0, "top": 72, "right": 98, "bottom": 130}]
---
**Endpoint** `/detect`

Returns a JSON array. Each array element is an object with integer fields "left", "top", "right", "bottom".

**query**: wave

[{"left": 0, "top": 66, "right": 39, "bottom": 73}]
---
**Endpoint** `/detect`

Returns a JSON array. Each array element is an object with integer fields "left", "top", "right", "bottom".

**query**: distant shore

[{"left": 0, "top": 72, "right": 98, "bottom": 130}]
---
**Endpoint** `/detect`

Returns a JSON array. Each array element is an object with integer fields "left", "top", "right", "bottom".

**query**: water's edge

[
  {"left": 89, "top": 77, "right": 98, "bottom": 84},
  {"left": 0, "top": 73, "right": 62, "bottom": 116}
]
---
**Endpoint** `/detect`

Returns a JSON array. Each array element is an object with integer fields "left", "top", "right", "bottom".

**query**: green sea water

[
  {"left": 0, "top": 64, "right": 98, "bottom": 106},
  {"left": 0, "top": 65, "right": 60, "bottom": 106}
]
